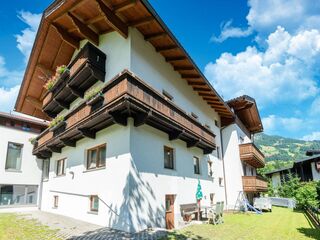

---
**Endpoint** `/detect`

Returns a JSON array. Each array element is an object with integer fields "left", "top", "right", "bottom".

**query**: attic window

[
  {"left": 191, "top": 112, "right": 198, "bottom": 119},
  {"left": 162, "top": 90, "right": 173, "bottom": 101}
]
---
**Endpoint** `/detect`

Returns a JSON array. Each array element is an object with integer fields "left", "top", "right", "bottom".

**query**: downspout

[{"left": 220, "top": 126, "right": 228, "bottom": 209}]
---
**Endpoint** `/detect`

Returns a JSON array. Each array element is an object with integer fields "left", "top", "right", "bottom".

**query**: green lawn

[
  {"left": 0, "top": 213, "right": 61, "bottom": 240},
  {"left": 165, "top": 207, "right": 320, "bottom": 240}
]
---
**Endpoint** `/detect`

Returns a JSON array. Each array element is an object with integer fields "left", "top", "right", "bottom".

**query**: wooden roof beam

[
  {"left": 67, "top": 13, "right": 99, "bottom": 45},
  {"left": 96, "top": 0, "right": 128, "bottom": 38},
  {"left": 194, "top": 87, "right": 211, "bottom": 92},
  {"left": 128, "top": 16, "right": 154, "bottom": 27},
  {"left": 156, "top": 45, "right": 178, "bottom": 52},
  {"left": 174, "top": 66, "right": 194, "bottom": 71},
  {"left": 113, "top": 0, "right": 137, "bottom": 12},
  {"left": 188, "top": 81, "right": 206, "bottom": 86},
  {"left": 166, "top": 56, "right": 187, "bottom": 62},
  {"left": 145, "top": 32, "right": 167, "bottom": 41},
  {"left": 203, "top": 97, "right": 220, "bottom": 101},
  {"left": 198, "top": 92, "right": 218, "bottom": 97},
  {"left": 52, "top": 24, "right": 79, "bottom": 49}
]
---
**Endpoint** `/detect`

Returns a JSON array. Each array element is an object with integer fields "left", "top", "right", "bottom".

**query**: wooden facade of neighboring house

[
  {"left": 14, "top": 0, "right": 265, "bottom": 232},
  {"left": 267, "top": 155, "right": 320, "bottom": 187}
]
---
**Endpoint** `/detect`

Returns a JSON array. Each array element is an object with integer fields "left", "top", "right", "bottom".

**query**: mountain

[
  {"left": 254, "top": 133, "right": 320, "bottom": 174},
  {"left": 254, "top": 133, "right": 320, "bottom": 162}
]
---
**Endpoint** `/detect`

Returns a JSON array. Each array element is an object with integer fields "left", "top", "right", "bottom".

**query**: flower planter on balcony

[
  {"left": 42, "top": 42, "right": 106, "bottom": 118},
  {"left": 86, "top": 94, "right": 104, "bottom": 112},
  {"left": 50, "top": 121, "right": 66, "bottom": 137},
  {"left": 68, "top": 42, "right": 106, "bottom": 93}
]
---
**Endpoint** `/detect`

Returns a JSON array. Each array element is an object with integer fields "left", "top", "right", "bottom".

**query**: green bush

[{"left": 295, "top": 181, "right": 318, "bottom": 208}]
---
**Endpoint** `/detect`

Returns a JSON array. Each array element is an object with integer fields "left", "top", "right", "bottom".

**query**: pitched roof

[
  {"left": 227, "top": 95, "right": 263, "bottom": 134},
  {"left": 0, "top": 111, "right": 48, "bottom": 127},
  {"left": 15, "top": 0, "right": 234, "bottom": 121}
]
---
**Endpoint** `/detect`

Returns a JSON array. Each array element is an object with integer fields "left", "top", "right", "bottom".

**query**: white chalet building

[{"left": 14, "top": 0, "right": 267, "bottom": 233}]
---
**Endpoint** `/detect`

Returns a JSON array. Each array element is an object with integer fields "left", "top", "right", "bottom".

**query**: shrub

[
  {"left": 85, "top": 86, "right": 103, "bottom": 101},
  {"left": 295, "top": 181, "right": 319, "bottom": 208},
  {"left": 28, "top": 137, "right": 36, "bottom": 145},
  {"left": 278, "top": 173, "right": 301, "bottom": 199},
  {"left": 49, "top": 115, "right": 64, "bottom": 128}
]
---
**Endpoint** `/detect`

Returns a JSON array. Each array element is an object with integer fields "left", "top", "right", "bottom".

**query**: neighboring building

[
  {"left": 266, "top": 155, "right": 320, "bottom": 187},
  {"left": 0, "top": 112, "right": 47, "bottom": 208},
  {"left": 14, "top": 0, "right": 265, "bottom": 233},
  {"left": 222, "top": 96, "right": 267, "bottom": 209}
]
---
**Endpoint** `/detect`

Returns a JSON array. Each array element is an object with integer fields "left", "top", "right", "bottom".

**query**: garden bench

[{"left": 180, "top": 203, "right": 200, "bottom": 221}]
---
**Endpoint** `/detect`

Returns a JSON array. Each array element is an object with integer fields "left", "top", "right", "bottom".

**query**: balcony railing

[
  {"left": 33, "top": 70, "right": 216, "bottom": 159},
  {"left": 42, "top": 42, "right": 106, "bottom": 118},
  {"left": 242, "top": 176, "right": 268, "bottom": 192},
  {"left": 239, "top": 143, "right": 265, "bottom": 168}
]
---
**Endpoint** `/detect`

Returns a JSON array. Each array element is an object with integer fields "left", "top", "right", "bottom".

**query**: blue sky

[{"left": 1, "top": 0, "right": 320, "bottom": 141}]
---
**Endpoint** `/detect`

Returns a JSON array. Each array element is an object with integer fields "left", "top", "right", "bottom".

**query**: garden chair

[{"left": 207, "top": 201, "right": 224, "bottom": 225}]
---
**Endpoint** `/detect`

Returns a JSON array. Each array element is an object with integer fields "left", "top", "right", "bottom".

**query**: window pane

[
  {"left": 5, "top": 143, "right": 22, "bottom": 170},
  {"left": 98, "top": 146, "right": 106, "bottom": 167},
  {"left": 56, "top": 159, "right": 65, "bottom": 176},
  {"left": 91, "top": 196, "right": 99, "bottom": 211},
  {"left": 164, "top": 147, "right": 174, "bottom": 169},
  {"left": 193, "top": 157, "right": 200, "bottom": 174},
  {"left": 88, "top": 149, "right": 97, "bottom": 169}
]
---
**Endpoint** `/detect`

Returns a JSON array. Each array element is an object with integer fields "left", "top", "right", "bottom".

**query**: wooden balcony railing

[
  {"left": 42, "top": 42, "right": 106, "bottom": 118},
  {"left": 242, "top": 176, "right": 268, "bottom": 192},
  {"left": 239, "top": 143, "right": 265, "bottom": 168},
  {"left": 33, "top": 70, "right": 216, "bottom": 158}
]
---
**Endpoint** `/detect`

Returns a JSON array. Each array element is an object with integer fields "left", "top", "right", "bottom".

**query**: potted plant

[
  {"left": 29, "top": 137, "right": 37, "bottom": 145},
  {"left": 85, "top": 86, "right": 104, "bottom": 106},
  {"left": 44, "top": 65, "right": 70, "bottom": 92},
  {"left": 49, "top": 115, "right": 66, "bottom": 132}
]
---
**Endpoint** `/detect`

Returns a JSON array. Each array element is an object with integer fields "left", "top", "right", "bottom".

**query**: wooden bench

[{"left": 180, "top": 203, "right": 200, "bottom": 221}]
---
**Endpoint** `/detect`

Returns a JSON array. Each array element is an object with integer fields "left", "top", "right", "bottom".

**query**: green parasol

[{"left": 196, "top": 179, "right": 203, "bottom": 220}]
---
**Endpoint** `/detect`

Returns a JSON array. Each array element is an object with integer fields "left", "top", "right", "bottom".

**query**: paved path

[{"left": 18, "top": 211, "right": 168, "bottom": 240}]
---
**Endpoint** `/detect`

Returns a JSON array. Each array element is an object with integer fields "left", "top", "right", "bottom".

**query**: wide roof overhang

[
  {"left": 15, "top": 0, "right": 234, "bottom": 121},
  {"left": 227, "top": 95, "right": 263, "bottom": 134}
]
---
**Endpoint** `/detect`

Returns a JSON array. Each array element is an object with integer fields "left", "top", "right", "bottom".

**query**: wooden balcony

[
  {"left": 34, "top": 70, "right": 216, "bottom": 159},
  {"left": 239, "top": 143, "right": 265, "bottom": 168},
  {"left": 42, "top": 42, "right": 106, "bottom": 118},
  {"left": 242, "top": 176, "right": 268, "bottom": 192}
]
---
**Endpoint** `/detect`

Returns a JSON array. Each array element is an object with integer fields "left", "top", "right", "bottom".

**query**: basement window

[
  {"left": 90, "top": 195, "right": 99, "bottom": 212},
  {"left": 162, "top": 90, "right": 173, "bottom": 101},
  {"left": 53, "top": 196, "right": 58, "bottom": 208}
]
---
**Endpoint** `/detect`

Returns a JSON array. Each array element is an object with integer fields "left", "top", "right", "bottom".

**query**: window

[
  {"left": 87, "top": 144, "right": 106, "bottom": 169},
  {"left": 243, "top": 164, "right": 247, "bottom": 175},
  {"left": 214, "top": 120, "right": 219, "bottom": 127},
  {"left": 42, "top": 159, "right": 50, "bottom": 180},
  {"left": 56, "top": 159, "right": 66, "bottom": 176},
  {"left": 210, "top": 193, "right": 215, "bottom": 205},
  {"left": 162, "top": 90, "right": 173, "bottom": 101},
  {"left": 53, "top": 196, "right": 58, "bottom": 208},
  {"left": 251, "top": 168, "right": 254, "bottom": 176},
  {"left": 164, "top": 146, "right": 174, "bottom": 169},
  {"left": 90, "top": 195, "right": 99, "bottom": 212},
  {"left": 193, "top": 156, "right": 200, "bottom": 174},
  {"left": 5, "top": 142, "right": 23, "bottom": 171},
  {"left": 22, "top": 123, "right": 31, "bottom": 131},
  {"left": 219, "top": 177, "right": 223, "bottom": 187},
  {"left": 191, "top": 112, "right": 198, "bottom": 119},
  {"left": 216, "top": 146, "right": 220, "bottom": 159}
]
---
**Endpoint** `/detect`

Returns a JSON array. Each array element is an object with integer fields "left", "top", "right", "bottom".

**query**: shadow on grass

[
  {"left": 296, "top": 212, "right": 320, "bottom": 240},
  {"left": 163, "top": 230, "right": 209, "bottom": 240}
]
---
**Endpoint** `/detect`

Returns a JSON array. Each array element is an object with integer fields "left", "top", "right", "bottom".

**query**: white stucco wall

[
  {"left": 311, "top": 162, "right": 320, "bottom": 181},
  {"left": 0, "top": 126, "right": 42, "bottom": 185}
]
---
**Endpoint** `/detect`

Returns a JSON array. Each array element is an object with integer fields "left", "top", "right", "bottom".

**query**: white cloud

[
  {"left": 247, "top": 0, "right": 320, "bottom": 34},
  {"left": 0, "top": 85, "right": 20, "bottom": 112},
  {"left": 302, "top": 132, "right": 320, "bottom": 141},
  {"left": 0, "top": 56, "right": 23, "bottom": 87},
  {"left": 310, "top": 97, "right": 320, "bottom": 116},
  {"left": 211, "top": 20, "right": 253, "bottom": 43},
  {"left": 205, "top": 27, "right": 320, "bottom": 105},
  {"left": 262, "top": 115, "right": 303, "bottom": 134},
  {"left": 15, "top": 11, "right": 41, "bottom": 63}
]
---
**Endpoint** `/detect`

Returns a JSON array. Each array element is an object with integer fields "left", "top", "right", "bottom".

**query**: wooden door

[{"left": 165, "top": 194, "right": 175, "bottom": 230}]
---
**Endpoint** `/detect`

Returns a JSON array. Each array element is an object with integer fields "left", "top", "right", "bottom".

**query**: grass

[
  {"left": 0, "top": 213, "right": 61, "bottom": 240},
  {"left": 164, "top": 207, "right": 320, "bottom": 240}
]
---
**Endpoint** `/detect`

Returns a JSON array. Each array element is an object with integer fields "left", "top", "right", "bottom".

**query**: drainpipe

[{"left": 220, "top": 126, "right": 228, "bottom": 209}]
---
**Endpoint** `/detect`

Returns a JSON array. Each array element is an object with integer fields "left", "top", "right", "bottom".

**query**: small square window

[
  {"left": 87, "top": 144, "right": 106, "bottom": 170},
  {"left": 191, "top": 112, "right": 198, "bottom": 119},
  {"left": 162, "top": 90, "right": 173, "bottom": 101},
  {"left": 53, "top": 195, "right": 59, "bottom": 208},
  {"left": 193, "top": 156, "right": 200, "bottom": 174},
  {"left": 90, "top": 195, "right": 99, "bottom": 212},
  {"left": 164, "top": 146, "right": 174, "bottom": 169},
  {"left": 56, "top": 159, "right": 66, "bottom": 176}
]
